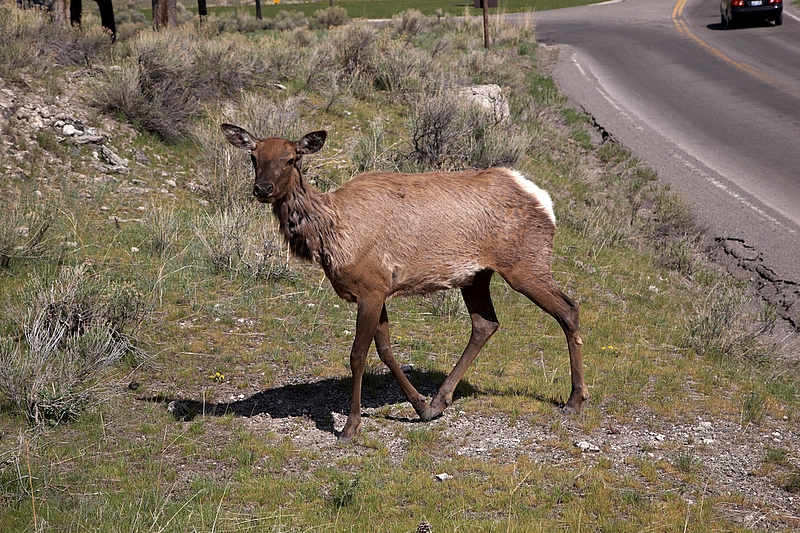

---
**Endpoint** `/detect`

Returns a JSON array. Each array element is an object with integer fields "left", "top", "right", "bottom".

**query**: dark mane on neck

[{"left": 272, "top": 183, "right": 337, "bottom": 266}]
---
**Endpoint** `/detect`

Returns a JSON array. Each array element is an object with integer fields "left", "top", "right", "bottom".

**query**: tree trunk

[
  {"left": 482, "top": 0, "right": 490, "bottom": 50},
  {"left": 198, "top": 0, "right": 207, "bottom": 17},
  {"left": 70, "top": 0, "right": 82, "bottom": 26},
  {"left": 50, "top": 0, "right": 71, "bottom": 25},
  {"left": 94, "top": 0, "right": 117, "bottom": 41},
  {"left": 255, "top": 0, "right": 261, "bottom": 20},
  {"left": 152, "top": 0, "right": 178, "bottom": 30}
]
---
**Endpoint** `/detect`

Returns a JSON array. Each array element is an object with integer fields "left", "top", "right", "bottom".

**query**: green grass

[
  {"left": 187, "top": 0, "right": 603, "bottom": 20},
  {"left": 114, "top": 0, "right": 605, "bottom": 23},
  {"left": 253, "top": 0, "right": 593, "bottom": 17},
  {"left": 1, "top": 3, "right": 799, "bottom": 533}
]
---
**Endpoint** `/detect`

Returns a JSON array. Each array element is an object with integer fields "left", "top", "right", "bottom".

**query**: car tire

[{"left": 775, "top": 14, "right": 783, "bottom": 26}]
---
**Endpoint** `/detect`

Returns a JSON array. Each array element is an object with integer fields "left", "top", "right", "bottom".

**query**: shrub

[
  {"left": 270, "top": 10, "right": 308, "bottom": 31},
  {"left": 312, "top": 6, "right": 349, "bottom": 30},
  {"left": 0, "top": 5, "right": 56, "bottom": 78},
  {"left": 209, "top": 9, "right": 271, "bottom": 33},
  {"left": 406, "top": 89, "right": 462, "bottom": 169},
  {"left": 115, "top": 5, "right": 148, "bottom": 25},
  {"left": 458, "top": 49, "right": 525, "bottom": 91},
  {"left": 140, "top": 203, "right": 182, "bottom": 258},
  {"left": 91, "top": 30, "right": 271, "bottom": 142},
  {"left": 0, "top": 265, "right": 147, "bottom": 426},
  {"left": 682, "top": 281, "right": 775, "bottom": 362},
  {"left": 189, "top": 35, "right": 269, "bottom": 99},
  {"left": 55, "top": 20, "right": 115, "bottom": 67},
  {"left": 392, "top": 9, "right": 429, "bottom": 37},
  {"left": 352, "top": 118, "right": 397, "bottom": 172},
  {"left": 328, "top": 20, "right": 377, "bottom": 80},
  {"left": 195, "top": 204, "right": 290, "bottom": 281},
  {"left": 373, "top": 38, "right": 431, "bottom": 94},
  {"left": 0, "top": 194, "right": 56, "bottom": 268},
  {"left": 91, "top": 61, "right": 198, "bottom": 143},
  {"left": 406, "top": 89, "right": 528, "bottom": 170}
]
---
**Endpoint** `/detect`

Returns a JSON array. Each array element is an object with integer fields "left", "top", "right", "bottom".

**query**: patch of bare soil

[{"left": 157, "top": 365, "right": 800, "bottom": 532}]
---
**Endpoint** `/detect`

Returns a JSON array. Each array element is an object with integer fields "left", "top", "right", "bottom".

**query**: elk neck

[{"left": 270, "top": 175, "right": 340, "bottom": 269}]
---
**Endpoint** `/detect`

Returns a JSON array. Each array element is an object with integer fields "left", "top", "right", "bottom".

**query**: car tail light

[
  {"left": 732, "top": 0, "right": 745, "bottom": 5},
  {"left": 768, "top": 0, "right": 781, "bottom": 4}
]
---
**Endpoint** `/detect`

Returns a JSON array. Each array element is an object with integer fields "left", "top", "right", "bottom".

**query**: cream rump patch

[{"left": 507, "top": 169, "right": 556, "bottom": 225}]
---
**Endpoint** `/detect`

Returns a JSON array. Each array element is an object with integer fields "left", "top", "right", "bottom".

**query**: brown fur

[{"left": 222, "top": 124, "right": 588, "bottom": 442}]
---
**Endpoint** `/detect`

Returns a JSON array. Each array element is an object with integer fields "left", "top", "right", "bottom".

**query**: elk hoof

[
  {"left": 419, "top": 406, "right": 442, "bottom": 422},
  {"left": 337, "top": 420, "right": 361, "bottom": 443}
]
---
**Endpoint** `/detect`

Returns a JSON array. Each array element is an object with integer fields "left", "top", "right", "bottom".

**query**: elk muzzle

[{"left": 253, "top": 182, "right": 275, "bottom": 203}]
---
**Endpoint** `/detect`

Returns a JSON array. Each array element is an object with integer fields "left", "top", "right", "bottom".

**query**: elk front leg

[
  {"left": 422, "top": 271, "right": 499, "bottom": 421},
  {"left": 339, "top": 295, "right": 384, "bottom": 443},
  {"left": 374, "top": 304, "right": 430, "bottom": 417}
]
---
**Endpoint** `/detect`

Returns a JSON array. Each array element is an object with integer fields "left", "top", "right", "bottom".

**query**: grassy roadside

[
  {"left": 112, "top": 0, "right": 605, "bottom": 22},
  {"left": 1, "top": 3, "right": 799, "bottom": 532},
  {"left": 199, "top": 0, "right": 605, "bottom": 20}
]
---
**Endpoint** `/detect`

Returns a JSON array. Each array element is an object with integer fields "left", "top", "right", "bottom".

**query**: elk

[{"left": 221, "top": 123, "right": 588, "bottom": 442}]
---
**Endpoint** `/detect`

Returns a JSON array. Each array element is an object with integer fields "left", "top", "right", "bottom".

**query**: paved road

[{"left": 526, "top": 0, "right": 800, "bottom": 326}]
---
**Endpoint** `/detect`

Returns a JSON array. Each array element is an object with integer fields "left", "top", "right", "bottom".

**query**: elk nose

[{"left": 253, "top": 183, "right": 274, "bottom": 198}]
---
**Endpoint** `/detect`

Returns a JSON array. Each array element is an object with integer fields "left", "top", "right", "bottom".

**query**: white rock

[
  {"left": 62, "top": 124, "right": 77, "bottom": 136},
  {"left": 458, "top": 84, "right": 510, "bottom": 123},
  {"left": 575, "top": 440, "right": 600, "bottom": 452},
  {"left": 435, "top": 473, "right": 453, "bottom": 482}
]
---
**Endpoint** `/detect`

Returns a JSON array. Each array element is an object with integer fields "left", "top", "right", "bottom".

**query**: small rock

[
  {"left": 401, "top": 364, "right": 414, "bottom": 374},
  {"left": 575, "top": 440, "right": 600, "bottom": 453},
  {"left": 62, "top": 124, "right": 76, "bottom": 136},
  {"left": 132, "top": 148, "right": 151, "bottom": 165},
  {"left": 434, "top": 473, "right": 452, "bottom": 482},
  {"left": 72, "top": 134, "right": 104, "bottom": 145},
  {"left": 416, "top": 519, "right": 432, "bottom": 533}
]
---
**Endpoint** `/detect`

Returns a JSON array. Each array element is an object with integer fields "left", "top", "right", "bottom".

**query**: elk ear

[
  {"left": 296, "top": 131, "right": 327, "bottom": 155},
  {"left": 221, "top": 123, "right": 258, "bottom": 151}
]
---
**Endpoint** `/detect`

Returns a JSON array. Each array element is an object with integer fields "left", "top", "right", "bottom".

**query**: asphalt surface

[{"left": 523, "top": 0, "right": 800, "bottom": 326}]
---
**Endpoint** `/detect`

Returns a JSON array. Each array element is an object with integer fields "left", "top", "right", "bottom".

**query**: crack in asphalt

[
  {"left": 580, "top": 110, "right": 799, "bottom": 330},
  {"left": 712, "top": 237, "right": 799, "bottom": 329}
]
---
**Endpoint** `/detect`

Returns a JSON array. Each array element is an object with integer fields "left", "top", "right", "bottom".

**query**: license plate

[{"left": 750, "top": 0, "right": 762, "bottom": 5}]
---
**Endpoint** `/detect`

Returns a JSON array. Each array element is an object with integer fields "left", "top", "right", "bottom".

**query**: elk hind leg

[
  {"left": 374, "top": 304, "right": 430, "bottom": 417},
  {"left": 503, "top": 268, "right": 587, "bottom": 413},
  {"left": 422, "top": 270, "right": 499, "bottom": 421}
]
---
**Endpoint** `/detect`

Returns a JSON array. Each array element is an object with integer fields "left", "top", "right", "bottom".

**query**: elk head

[{"left": 221, "top": 124, "right": 327, "bottom": 203}]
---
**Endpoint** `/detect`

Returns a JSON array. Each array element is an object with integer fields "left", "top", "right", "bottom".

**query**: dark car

[{"left": 721, "top": 0, "right": 783, "bottom": 29}]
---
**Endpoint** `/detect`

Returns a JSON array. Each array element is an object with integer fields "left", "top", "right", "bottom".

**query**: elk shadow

[{"left": 144, "top": 371, "right": 479, "bottom": 438}]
